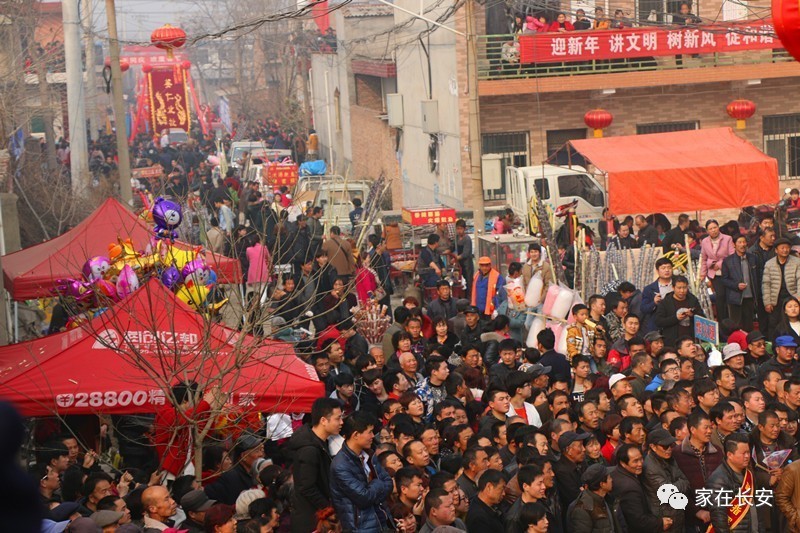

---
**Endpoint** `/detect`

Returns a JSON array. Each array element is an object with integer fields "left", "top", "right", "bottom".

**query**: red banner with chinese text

[
  {"left": 147, "top": 67, "right": 190, "bottom": 135},
  {"left": 519, "top": 21, "right": 780, "bottom": 63}
]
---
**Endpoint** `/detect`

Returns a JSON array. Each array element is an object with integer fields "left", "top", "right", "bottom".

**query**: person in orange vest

[{"left": 471, "top": 256, "right": 506, "bottom": 322}]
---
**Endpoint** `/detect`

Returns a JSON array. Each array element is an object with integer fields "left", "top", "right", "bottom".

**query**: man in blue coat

[
  {"left": 720, "top": 235, "right": 760, "bottom": 332},
  {"left": 330, "top": 412, "right": 394, "bottom": 532}
]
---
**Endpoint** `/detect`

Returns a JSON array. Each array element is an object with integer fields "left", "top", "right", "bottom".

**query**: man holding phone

[{"left": 654, "top": 275, "right": 705, "bottom": 347}]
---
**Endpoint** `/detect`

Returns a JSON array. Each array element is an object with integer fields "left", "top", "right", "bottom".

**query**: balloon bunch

[{"left": 54, "top": 200, "right": 228, "bottom": 327}]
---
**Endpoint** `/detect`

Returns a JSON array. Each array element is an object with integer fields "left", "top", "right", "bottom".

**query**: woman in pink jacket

[
  {"left": 246, "top": 239, "right": 271, "bottom": 291},
  {"left": 699, "top": 219, "right": 735, "bottom": 321}
]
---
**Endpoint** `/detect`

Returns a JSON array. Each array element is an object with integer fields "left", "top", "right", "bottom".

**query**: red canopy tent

[
  {"left": 0, "top": 279, "right": 323, "bottom": 416},
  {"left": 3, "top": 198, "right": 241, "bottom": 301},
  {"left": 563, "top": 127, "right": 780, "bottom": 214}
]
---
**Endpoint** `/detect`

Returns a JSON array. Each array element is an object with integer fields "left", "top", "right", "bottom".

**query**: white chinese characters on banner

[{"left": 520, "top": 23, "right": 777, "bottom": 63}]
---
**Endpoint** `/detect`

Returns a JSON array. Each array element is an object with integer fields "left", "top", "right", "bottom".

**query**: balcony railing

[{"left": 478, "top": 21, "right": 790, "bottom": 79}]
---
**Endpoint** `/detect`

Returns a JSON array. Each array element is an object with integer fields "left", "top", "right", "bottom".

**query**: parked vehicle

[{"left": 505, "top": 164, "right": 606, "bottom": 234}]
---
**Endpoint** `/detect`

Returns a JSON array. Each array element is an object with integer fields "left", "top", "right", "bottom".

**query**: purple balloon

[
  {"left": 152, "top": 197, "right": 183, "bottom": 240},
  {"left": 161, "top": 266, "right": 181, "bottom": 289}
]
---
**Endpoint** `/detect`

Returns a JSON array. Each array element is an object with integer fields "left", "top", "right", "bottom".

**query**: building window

[
  {"left": 546, "top": 128, "right": 587, "bottom": 167},
  {"left": 482, "top": 131, "right": 530, "bottom": 200},
  {"left": 636, "top": 121, "right": 698, "bottom": 134},
  {"left": 764, "top": 114, "right": 800, "bottom": 179}
]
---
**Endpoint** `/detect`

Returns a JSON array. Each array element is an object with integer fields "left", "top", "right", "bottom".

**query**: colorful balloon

[
  {"left": 115, "top": 265, "right": 140, "bottom": 298},
  {"left": 92, "top": 279, "right": 119, "bottom": 303},
  {"left": 82, "top": 256, "right": 112, "bottom": 282},
  {"left": 161, "top": 266, "right": 182, "bottom": 289},
  {"left": 206, "top": 269, "right": 218, "bottom": 287},
  {"left": 151, "top": 197, "right": 183, "bottom": 240},
  {"left": 182, "top": 258, "right": 211, "bottom": 287}
]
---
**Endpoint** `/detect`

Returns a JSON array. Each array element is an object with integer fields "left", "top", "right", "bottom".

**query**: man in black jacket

[
  {"left": 204, "top": 433, "right": 265, "bottom": 505},
  {"left": 553, "top": 431, "right": 590, "bottom": 523},
  {"left": 465, "top": 469, "right": 506, "bottom": 530},
  {"left": 287, "top": 398, "right": 343, "bottom": 533},
  {"left": 612, "top": 443, "right": 672, "bottom": 532},
  {"left": 705, "top": 433, "right": 758, "bottom": 533}
]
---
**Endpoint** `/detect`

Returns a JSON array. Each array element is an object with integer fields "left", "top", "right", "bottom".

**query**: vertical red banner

[
  {"left": 147, "top": 66, "right": 191, "bottom": 135},
  {"left": 313, "top": 0, "right": 330, "bottom": 33}
]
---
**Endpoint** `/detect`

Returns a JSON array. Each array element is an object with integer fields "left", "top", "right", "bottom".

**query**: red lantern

[
  {"left": 181, "top": 60, "right": 192, "bottom": 70},
  {"left": 726, "top": 99, "right": 756, "bottom": 130},
  {"left": 142, "top": 64, "right": 153, "bottom": 73},
  {"left": 773, "top": 0, "right": 800, "bottom": 62},
  {"left": 104, "top": 57, "right": 130, "bottom": 72},
  {"left": 584, "top": 109, "right": 613, "bottom": 138},
  {"left": 150, "top": 23, "right": 187, "bottom": 60}
]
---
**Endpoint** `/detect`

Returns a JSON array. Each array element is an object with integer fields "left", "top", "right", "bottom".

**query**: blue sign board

[{"left": 694, "top": 316, "right": 719, "bottom": 345}]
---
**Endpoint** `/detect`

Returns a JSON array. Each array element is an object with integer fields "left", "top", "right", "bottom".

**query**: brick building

[{"left": 312, "top": 0, "right": 800, "bottom": 213}]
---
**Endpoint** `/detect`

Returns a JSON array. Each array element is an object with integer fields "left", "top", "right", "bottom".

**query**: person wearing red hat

[{"left": 471, "top": 257, "right": 505, "bottom": 322}]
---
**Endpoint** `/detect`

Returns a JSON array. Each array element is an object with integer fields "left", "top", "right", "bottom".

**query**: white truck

[
  {"left": 229, "top": 140, "right": 292, "bottom": 169},
  {"left": 505, "top": 164, "right": 607, "bottom": 234}
]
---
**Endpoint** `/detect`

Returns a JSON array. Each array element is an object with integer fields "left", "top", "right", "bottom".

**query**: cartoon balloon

[
  {"left": 206, "top": 269, "right": 218, "bottom": 287},
  {"left": 115, "top": 265, "right": 140, "bottom": 298},
  {"left": 161, "top": 266, "right": 182, "bottom": 289},
  {"left": 56, "top": 279, "right": 94, "bottom": 303},
  {"left": 82, "top": 256, "right": 111, "bottom": 282},
  {"left": 151, "top": 197, "right": 183, "bottom": 241},
  {"left": 182, "top": 258, "right": 210, "bottom": 287}
]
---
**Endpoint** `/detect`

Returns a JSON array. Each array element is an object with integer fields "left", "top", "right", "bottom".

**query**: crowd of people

[{"left": 26, "top": 187, "right": 800, "bottom": 533}]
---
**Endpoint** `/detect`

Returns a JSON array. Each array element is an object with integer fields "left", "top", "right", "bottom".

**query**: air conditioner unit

[
  {"left": 421, "top": 100, "right": 439, "bottom": 134},
  {"left": 386, "top": 94, "right": 404, "bottom": 127},
  {"left": 481, "top": 153, "right": 503, "bottom": 190}
]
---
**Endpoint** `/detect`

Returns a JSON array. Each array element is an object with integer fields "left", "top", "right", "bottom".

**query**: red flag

[{"left": 312, "top": 0, "right": 330, "bottom": 33}]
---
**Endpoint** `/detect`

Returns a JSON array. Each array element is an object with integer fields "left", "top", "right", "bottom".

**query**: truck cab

[
  {"left": 505, "top": 164, "right": 606, "bottom": 234},
  {"left": 294, "top": 175, "right": 372, "bottom": 232}
]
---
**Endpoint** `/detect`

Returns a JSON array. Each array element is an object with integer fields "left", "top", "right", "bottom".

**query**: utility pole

[
  {"left": 105, "top": 0, "right": 132, "bottom": 205},
  {"left": 62, "top": 0, "right": 89, "bottom": 193},
  {"left": 82, "top": 0, "right": 100, "bottom": 141},
  {"left": 466, "top": 0, "right": 485, "bottom": 233}
]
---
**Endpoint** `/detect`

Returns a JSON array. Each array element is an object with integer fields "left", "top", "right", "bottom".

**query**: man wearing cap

[
  {"left": 461, "top": 306, "right": 483, "bottom": 346},
  {"left": 91, "top": 510, "right": 124, "bottom": 532},
  {"left": 762, "top": 237, "right": 800, "bottom": 336},
  {"left": 608, "top": 373, "right": 635, "bottom": 401},
  {"left": 722, "top": 343, "right": 754, "bottom": 390},
  {"left": 612, "top": 444, "right": 673, "bottom": 532},
  {"left": 177, "top": 490, "right": 215, "bottom": 533},
  {"left": 721, "top": 234, "right": 760, "bottom": 332},
  {"left": 745, "top": 330, "right": 769, "bottom": 366},
  {"left": 758, "top": 335, "right": 798, "bottom": 383},
  {"left": 642, "top": 429, "right": 690, "bottom": 532},
  {"left": 553, "top": 431, "right": 590, "bottom": 522},
  {"left": 205, "top": 433, "right": 265, "bottom": 505},
  {"left": 428, "top": 279, "right": 458, "bottom": 320},
  {"left": 472, "top": 257, "right": 506, "bottom": 322},
  {"left": 567, "top": 463, "right": 618, "bottom": 532}
]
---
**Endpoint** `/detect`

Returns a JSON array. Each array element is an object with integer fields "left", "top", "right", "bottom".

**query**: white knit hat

[{"left": 235, "top": 488, "right": 266, "bottom": 520}]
